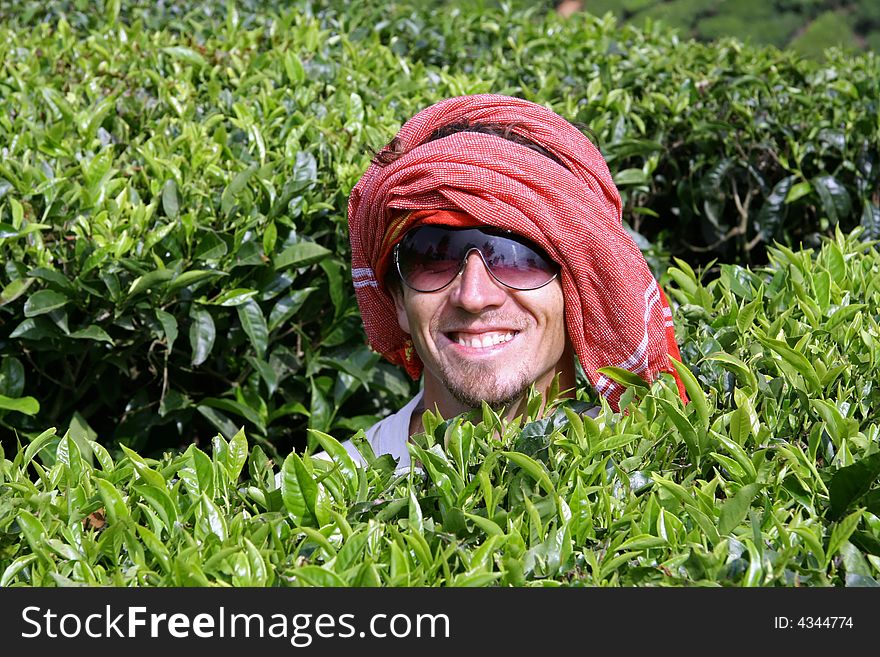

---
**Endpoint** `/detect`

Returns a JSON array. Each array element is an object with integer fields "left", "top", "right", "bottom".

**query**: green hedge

[
  {"left": 2, "top": 229, "right": 879, "bottom": 586},
  {"left": 1, "top": 0, "right": 878, "bottom": 457}
]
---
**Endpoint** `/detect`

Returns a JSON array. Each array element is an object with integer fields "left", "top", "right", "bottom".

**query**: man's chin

[{"left": 444, "top": 375, "right": 529, "bottom": 412}]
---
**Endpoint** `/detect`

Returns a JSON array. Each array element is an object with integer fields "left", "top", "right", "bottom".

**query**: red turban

[{"left": 348, "top": 94, "right": 686, "bottom": 409}]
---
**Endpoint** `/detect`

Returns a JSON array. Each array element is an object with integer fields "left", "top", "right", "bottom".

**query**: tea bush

[
  {"left": 789, "top": 11, "right": 861, "bottom": 59},
  {"left": 583, "top": 0, "right": 880, "bottom": 55},
  {"left": 2, "top": 229, "right": 878, "bottom": 586},
  {"left": 1, "top": 0, "right": 878, "bottom": 458},
  {"left": 697, "top": 13, "right": 803, "bottom": 48}
]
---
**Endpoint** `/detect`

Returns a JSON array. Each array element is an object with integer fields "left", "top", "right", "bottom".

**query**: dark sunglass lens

[
  {"left": 483, "top": 235, "right": 557, "bottom": 289},
  {"left": 397, "top": 227, "right": 462, "bottom": 291}
]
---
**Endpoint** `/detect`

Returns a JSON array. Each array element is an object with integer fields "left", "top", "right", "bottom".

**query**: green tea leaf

[
  {"left": 69, "top": 325, "right": 114, "bottom": 344},
  {"left": 756, "top": 333, "right": 821, "bottom": 391},
  {"left": 293, "top": 565, "right": 346, "bottom": 587},
  {"left": 284, "top": 51, "right": 305, "bottom": 83},
  {"left": 828, "top": 452, "right": 880, "bottom": 520},
  {"left": 718, "top": 483, "right": 763, "bottom": 535},
  {"left": 211, "top": 288, "right": 258, "bottom": 307},
  {"left": 120, "top": 445, "right": 166, "bottom": 489},
  {"left": 713, "top": 431, "right": 758, "bottom": 482},
  {"left": 162, "top": 46, "right": 207, "bottom": 68},
  {"left": 95, "top": 478, "right": 131, "bottom": 524},
  {"left": 464, "top": 512, "right": 504, "bottom": 537},
  {"left": 268, "top": 287, "right": 318, "bottom": 331},
  {"left": 132, "top": 484, "right": 179, "bottom": 531},
  {"left": 0, "top": 277, "right": 34, "bottom": 306},
  {"left": 167, "top": 269, "right": 226, "bottom": 292},
  {"left": 227, "top": 427, "right": 249, "bottom": 481},
  {"left": 308, "top": 428, "right": 359, "bottom": 498},
  {"left": 704, "top": 352, "right": 758, "bottom": 391},
  {"left": 826, "top": 242, "right": 847, "bottom": 284},
  {"left": 136, "top": 525, "right": 171, "bottom": 573},
  {"left": 199, "top": 494, "right": 227, "bottom": 541},
  {"left": 23, "top": 289, "right": 68, "bottom": 317},
  {"left": 308, "top": 376, "right": 333, "bottom": 432},
  {"left": 281, "top": 452, "right": 318, "bottom": 525},
  {"left": 156, "top": 309, "right": 178, "bottom": 352},
  {"left": 274, "top": 242, "right": 332, "bottom": 270},
  {"left": 0, "top": 356, "right": 25, "bottom": 397},
  {"left": 15, "top": 511, "right": 50, "bottom": 565},
  {"left": 408, "top": 487, "right": 424, "bottom": 535},
  {"left": 501, "top": 451, "right": 554, "bottom": 495},
  {"left": 618, "top": 534, "right": 668, "bottom": 550},
  {"left": 735, "top": 299, "right": 760, "bottom": 335},
  {"left": 247, "top": 356, "right": 279, "bottom": 396},
  {"left": 0, "top": 395, "right": 39, "bottom": 416},
  {"left": 162, "top": 179, "right": 179, "bottom": 220},
  {"left": 22, "top": 428, "right": 57, "bottom": 467},
  {"left": 655, "top": 397, "right": 700, "bottom": 462},
  {"left": 1, "top": 555, "right": 38, "bottom": 587},
  {"left": 201, "top": 398, "right": 264, "bottom": 432},
  {"left": 196, "top": 405, "right": 239, "bottom": 440},
  {"left": 178, "top": 445, "right": 215, "bottom": 499},
  {"left": 221, "top": 165, "right": 257, "bottom": 216},
  {"left": 237, "top": 298, "right": 268, "bottom": 359},
  {"left": 189, "top": 308, "right": 216, "bottom": 366},
  {"left": 784, "top": 180, "right": 812, "bottom": 204},
  {"left": 810, "top": 399, "right": 855, "bottom": 448},
  {"left": 596, "top": 366, "right": 649, "bottom": 390},
  {"left": 812, "top": 175, "right": 852, "bottom": 225},
  {"left": 127, "top": 269, "right": 175, "bottom": 297},
  {"left": 826, "top": 509, "right": 863, "bottom": 569},
  {"left": 669, "top": 356, "right": 709, "bottom": 432}
]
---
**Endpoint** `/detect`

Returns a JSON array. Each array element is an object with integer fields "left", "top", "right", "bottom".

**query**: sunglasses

[{"left": 393, "top": 225, "right": 559, "bottom": 293}]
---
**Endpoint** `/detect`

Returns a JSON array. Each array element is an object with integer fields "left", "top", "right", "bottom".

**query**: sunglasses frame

[{"left": 392, "top": 226, "right": 560, "bottom": 293}]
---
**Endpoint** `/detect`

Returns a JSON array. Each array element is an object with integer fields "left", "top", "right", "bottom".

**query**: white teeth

[{"left": 454, "top": 331, "right": 515, "bottom": 348}]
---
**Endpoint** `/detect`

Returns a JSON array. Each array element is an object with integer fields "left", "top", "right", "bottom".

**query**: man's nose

[{"left": 447, "top": 251, "right": 508, "bottom": 312}]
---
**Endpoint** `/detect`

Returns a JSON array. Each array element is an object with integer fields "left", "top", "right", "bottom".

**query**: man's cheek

[
  {"left": 398, "top": 310, "right": 411, "bottom": 334},
  {"left": 389, "top": 292, "right": 412, "bottom": 334}
]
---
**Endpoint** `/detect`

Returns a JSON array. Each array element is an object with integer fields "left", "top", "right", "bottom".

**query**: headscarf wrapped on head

[{"left": 348, "top": 94, "right": 686, "bottom": 409}]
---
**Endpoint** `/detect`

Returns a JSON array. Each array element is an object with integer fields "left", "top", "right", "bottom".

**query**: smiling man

[
  {"left": 388, "top": 219, "right": 573, "bottom": 426},
  {"left": 342, "top": 94, "right": 687, "bottom": 468}
]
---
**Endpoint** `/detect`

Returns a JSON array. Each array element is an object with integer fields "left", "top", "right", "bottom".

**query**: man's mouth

[{"left": 446, "top": 330, "right": 518, "bottom": 349}]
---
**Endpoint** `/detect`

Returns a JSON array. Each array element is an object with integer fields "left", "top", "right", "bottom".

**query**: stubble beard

[
  {"left": 438, "top": 358, "right": 532, "bottom": 411},
  {"left": 431, "top": 311, "right": 535, "bottom": 411}
]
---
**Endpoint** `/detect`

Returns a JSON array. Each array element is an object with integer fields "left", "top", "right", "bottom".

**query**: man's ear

[{"left": 387, "top": 283, "right": 411, "bottom": 334}]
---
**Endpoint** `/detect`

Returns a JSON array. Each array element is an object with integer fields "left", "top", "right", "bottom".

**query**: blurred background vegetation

[{"left": 558, "top": 0, "right": 880, "bottom": 57}]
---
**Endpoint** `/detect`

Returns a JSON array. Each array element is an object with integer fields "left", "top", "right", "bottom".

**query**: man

[{"left": 341, "top": 94, "right": 686, "bottom": 469}]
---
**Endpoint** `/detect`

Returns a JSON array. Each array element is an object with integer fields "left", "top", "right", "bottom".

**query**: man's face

[{"left": 390, "top": 243, "right": 572, "bottom": 412}]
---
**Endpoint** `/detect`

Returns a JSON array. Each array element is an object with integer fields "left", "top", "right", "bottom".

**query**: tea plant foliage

[
  {"left": 1, "top": 0, "right": 878, "bottom": 458},
  {"left": 2, "top": 230, "right": 879, "bottom": 586}
]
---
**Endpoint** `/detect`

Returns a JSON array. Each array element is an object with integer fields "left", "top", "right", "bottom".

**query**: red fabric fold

[{"left": 348, "top": 94, "right": 686, "bottom": 409}]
